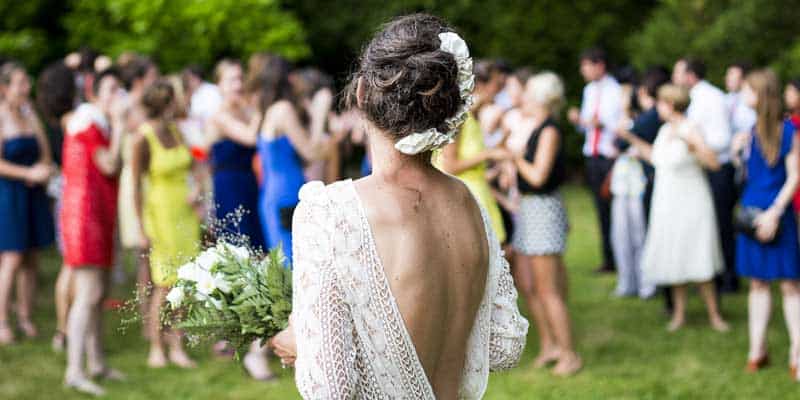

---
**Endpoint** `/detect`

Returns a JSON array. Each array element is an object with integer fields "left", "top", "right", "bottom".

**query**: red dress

[{"left": 61, "top": 104, "right": 118, "bottom": 268}]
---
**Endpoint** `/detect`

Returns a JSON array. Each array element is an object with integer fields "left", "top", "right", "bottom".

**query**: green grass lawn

[{"left": 1, "top": 185, "right": 797, "bottom": 399}]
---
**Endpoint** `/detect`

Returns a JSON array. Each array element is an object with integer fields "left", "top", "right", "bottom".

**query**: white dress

[
  {"left": 641, "top": 121, "right": 723, "bottom": 286},
  {"left": 291, "top": 179, "right": 529, "bottom": 399}
]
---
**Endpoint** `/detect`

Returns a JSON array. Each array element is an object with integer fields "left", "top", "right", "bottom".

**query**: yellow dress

[
  {"left": 141, "top": 124, "right": 201, "bottom": 287},
  {"left": 435, "top": 114, "right": 507, "bottom": 243}
]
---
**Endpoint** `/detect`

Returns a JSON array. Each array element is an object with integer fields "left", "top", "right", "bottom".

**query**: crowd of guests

[{"left": 1, "top": 43, "right": 800, "bottom": 396}]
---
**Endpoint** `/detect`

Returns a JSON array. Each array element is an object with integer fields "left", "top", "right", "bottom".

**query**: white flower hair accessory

[{"left": 394, "top": 31, "right": 475, "bottom": 155}]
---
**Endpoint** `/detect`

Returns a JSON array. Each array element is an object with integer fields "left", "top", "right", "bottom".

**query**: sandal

[
  {"left": 64, "top": 376, "right": 106, "bottom": 397},
  {"left": 18, "top": 319, "right": 38, "bottom": 338},
  {"left": 52, "top": 331, "right": 66, "bottom": 353}
]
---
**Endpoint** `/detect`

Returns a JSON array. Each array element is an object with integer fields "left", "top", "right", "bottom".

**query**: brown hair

[
  {"left": 657, "top": 84, "right": 690, "bottom": 113},
  {"left": 0, "top": 61, "right": 24, "bottom": 86},
  {"left": 344, "top": 13, "right": 462, "bottom": 141},
  {"left": 142, "top": 79, "right": 175, "bottom": 119},
  {"left": 747, "top": 68, "right": 783, "bottom": 166}
]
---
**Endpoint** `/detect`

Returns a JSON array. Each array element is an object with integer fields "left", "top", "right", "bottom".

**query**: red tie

[{"left": 591, "top": 84, "right": 602, "bottom": 157}]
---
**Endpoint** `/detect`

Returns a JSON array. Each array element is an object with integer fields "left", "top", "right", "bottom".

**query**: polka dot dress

[{"left": 512, "top": 193, "right": 568, "bottom": 256}]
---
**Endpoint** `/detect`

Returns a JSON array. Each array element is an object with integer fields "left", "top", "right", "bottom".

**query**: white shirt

[
  {"left": 189, "top": 82, "right": 222, "bottom": 123},
  {"left": 726, "top": 91, "right": 757, "bottom": 136},
  {"left": 579, "top": 75, "right": 622, "bottom": 158},
  {"left": 687, "top": 80, "right": 732, "bottom": 163}
]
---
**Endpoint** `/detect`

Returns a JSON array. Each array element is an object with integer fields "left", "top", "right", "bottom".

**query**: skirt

[{"left": 512, "top": 193, "right": 568, "bottom": 256}]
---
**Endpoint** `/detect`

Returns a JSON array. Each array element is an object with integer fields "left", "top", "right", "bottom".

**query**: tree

[
  {"left": 628, "top": 0, "right": 800, "bottom": 83},
  {"left": 63, "top": 0, "right": 310, "bottom": 73},
  {"left": 0, "top": 0, "right": 69, "bottom": 71}
]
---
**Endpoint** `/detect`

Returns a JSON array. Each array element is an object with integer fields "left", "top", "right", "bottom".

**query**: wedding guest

[
  {"left": 783, "top": 80, "right": 800, "bottom": 215},
  {"left": 61, "top": 67, "right": 126, "bottom": 396},
  {"left": 130, "top": 80, "right": 199, "bottom": 369},
  {"left": 117, "top": 55, "right": 158, "bottom": 332},
  {"left": 610, "top": 67, "right": 669, "bottom": 298},
  {"left": 290, "top": 67, "right": 339, "bottom": 183},
  {"left": 511, "top": 72, "right": 581, "bottom": 375},
  {"left": 248, "top": 54, "right": 333, "bottom": 264},
  {"left": 206, "top": 59, "right": 265, "bottom": 250},
  {"left": 436, "top": 60, "right": 511, "bottom": 244},
  {"left": 732, "top": 69, "right": 800, "bottom": 377},
  {"left": 568, "top": 47, "right": 622, "bottom": 274},
  {"left": 35, "top": 61, "right": 77, "bottom": 352},
  {"left": 673, "top": 58, "right": 738, "bottom": 293},
  {"left": 0, "top": 61, "right": 55, "bottom": 345},
  {"left": 621, "top": 84, "right": 728, "bottom": 332},
  {"left": 270, "top": 15, "right": 528, "bottom": 398},
  {"left": 726, "top": 62, "right": 757, "bottom": 136}
]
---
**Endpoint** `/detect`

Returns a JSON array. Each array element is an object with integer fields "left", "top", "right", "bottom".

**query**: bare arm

[
  {"left": 130, "top": 132, "right": 149, "bottom": 247},
  {"left": 514, "top": 126, "right": 560, "bottom": 188},
  {"left": 770, "top": 135, "right": 800, "bottom": 214},
  {"left": 210, "top": 109, "right": 259, "bottom": 146},
  {"left": 0, "top": 139, "right": 33, "bottom": 180},
  {"left": 617, "top": 129, "right": 654, "bottom": 163},
  {"left": 274, "top": 100, "right": 329, "bottom": 163},
  {"left": 438, "top": 135, "right": 506, "bottom": 175},
  {"left": 685, "top": 130, "right": 721, "bottom": 171}
]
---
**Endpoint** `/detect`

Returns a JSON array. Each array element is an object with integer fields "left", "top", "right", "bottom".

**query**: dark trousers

[
  {"left": 708, "top": 163, "right": 739, "bottom": 292},
  {"left": 585, "top": 156, "right": 616, "bottom": 269}
]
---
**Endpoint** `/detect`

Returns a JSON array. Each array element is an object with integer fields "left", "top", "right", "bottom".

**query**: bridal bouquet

[{"left": 164, "top": 242, "right": 292, "bottom": 353}]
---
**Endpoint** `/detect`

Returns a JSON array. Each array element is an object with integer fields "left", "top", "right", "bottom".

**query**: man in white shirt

[
  {"left": 725, "top": 62, "right": 757, "bottom": 136},
  {"left": 569, "top": 48, "right": 622, "bottom": 274},
  {"left": 673, "top": 58, "right": 739, "bottom": 293}
]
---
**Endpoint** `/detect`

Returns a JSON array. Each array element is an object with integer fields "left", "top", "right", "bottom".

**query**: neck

[
  {"left": 593, "top": 73, "right": 606, "bottom": 83},
  {"left": 527, "top": 105, "right": 550, "bottom": 121},
  {"left": 367, "top": 125, "right": 437, "bottom": 185},
  {"left": 667, "top": 113, "right": 685, "bottom": 124}
]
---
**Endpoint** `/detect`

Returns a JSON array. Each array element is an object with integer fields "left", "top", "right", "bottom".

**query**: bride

[{"left": 270, "top": 14, "right": 529, "bottom": 399}]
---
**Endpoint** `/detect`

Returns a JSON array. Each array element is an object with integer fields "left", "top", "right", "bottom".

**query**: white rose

[
  {"left": 438, "top": 32, "right": 470, "bottom": 59},
  {"left": 177, "top": 262, "right": 200, "bottom": 282},
  {"left": 195, "top": 270, "right": 218, "bottom": 296},
  {"left": 220, "top": 242, "right": 250, "bottom": 261},
  {"left": 195, "top": 250, "right": 223, "bottom": 271},
  {"left": 166, "top": 287, "right": 185, "bottom": 309}
]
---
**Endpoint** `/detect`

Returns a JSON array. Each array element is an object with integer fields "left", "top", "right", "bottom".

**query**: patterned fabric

[
  {"left": 292, "top": 179, "right": 528, "bottom": 399},
  {"left": 512, "top": 193, "right": 568, "bottom": 256},
  {"left": 61, "top": 103, "right": 118, "bottom": 268},
  {"left": 141, "top": 124, "right": 200, "bottom": 287}
]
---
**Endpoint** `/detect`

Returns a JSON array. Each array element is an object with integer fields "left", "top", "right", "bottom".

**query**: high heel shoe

[{"left": 746, "top": 354, "right": 770, "bottom": 373}]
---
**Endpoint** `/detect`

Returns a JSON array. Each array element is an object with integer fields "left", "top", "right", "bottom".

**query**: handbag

[{"left": 733, "top": 205, "right": 780, "bottom": 244}]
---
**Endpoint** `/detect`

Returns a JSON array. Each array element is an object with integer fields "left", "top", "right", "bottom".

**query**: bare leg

[
  {"left": 147, "top": 286, "right": 168, "bottom": 368},
  {"left": 65, "top": 268, "right": 106, "bottom": 396},
  {"left": 780, "top": 280, "right": 800, "bottom": 369},
  {"left": 514, "top": 253, "right": 557, "bottom": 368},
  {"left": 0, "top": 251, "right": 23, "bottom": 345},
  {"left": 243, "top": 340, "right": 275, "bottom": 381},
  {"left": 699, "top": 281, "right": 729, "bottom": 332},
  {"left": 53, "top": 265, "right": 73, "bottom": 351},
  {"left": 16, "top": 251, "right": 39, "bottom": 338},
  {"left": 136, "top": 248, "right": 151, "bottom": 339},
  {"left": 748, "top": 279, "right": 771, "bottom": 362},
  {"left": 166, "top": 325, "right": 196, "bottom": 368},
  {"left": 534, "top": 255, "right": 581, "bottom": 376},
  {"left": 668, "top": 285, "right": 686, "bottom": 332}
]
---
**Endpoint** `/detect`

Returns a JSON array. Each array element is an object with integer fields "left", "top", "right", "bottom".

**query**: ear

[{"left": 356, "top": 76, "right": 366, "bottom": 109}]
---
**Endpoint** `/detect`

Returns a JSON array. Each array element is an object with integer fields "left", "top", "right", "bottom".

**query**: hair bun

[{"left": 345, "top": 14, "right": 463, "bottom": 140}]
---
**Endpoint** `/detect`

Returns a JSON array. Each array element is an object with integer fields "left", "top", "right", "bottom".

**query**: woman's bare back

[{"left": 354, "top": 170, "right": 489, "bottom": 399}]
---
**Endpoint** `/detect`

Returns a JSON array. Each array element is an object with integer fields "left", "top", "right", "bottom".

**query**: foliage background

[{"left": 2, "top": 0, "right": 799, "bottom": 164}]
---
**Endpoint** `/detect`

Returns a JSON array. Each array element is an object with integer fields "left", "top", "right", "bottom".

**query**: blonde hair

[
  {"left": 527, "top": 71, "right": 564, "bottom": 114},
  {"left": 746, "top": 68, "right": 783, "bottom": 166},
  {"left": 657, "top": 84, "right": 690, "bottom": 113}
]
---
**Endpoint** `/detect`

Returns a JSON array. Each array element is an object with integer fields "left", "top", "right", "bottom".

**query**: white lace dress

[{"left": 291, "top": 179, "right": 529, "bottom": 399}]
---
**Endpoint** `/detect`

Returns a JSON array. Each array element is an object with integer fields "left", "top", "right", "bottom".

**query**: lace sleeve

[
  {"left": 292, "top": 183, "right": 358, "bottom": 399},
  {"left": 488, "top": 250, "right": 529, "bottom": 371}
]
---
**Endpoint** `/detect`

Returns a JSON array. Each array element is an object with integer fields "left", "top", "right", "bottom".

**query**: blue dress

[
  {"left": 210, "top": 139, "right": 265, "bottom": 251},
  {"left": 736, "top": 120, "right": 800, "bottom": 281},
  {"left": 0, "top": 136, "right": 54, "bottom": 251},
  {"left": 257, "top": 135, "right": 305, "bottom": 264}
]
